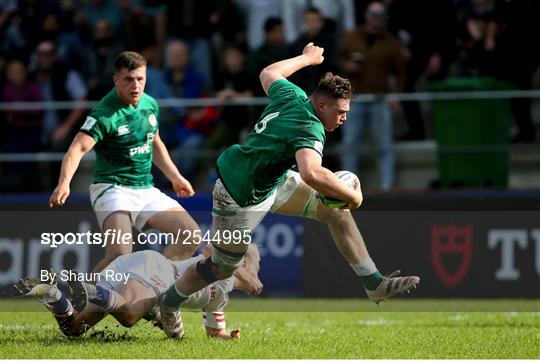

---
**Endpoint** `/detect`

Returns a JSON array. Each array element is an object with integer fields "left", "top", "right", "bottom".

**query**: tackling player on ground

[
  {"left": 48, "top": 52, "right": 200, "bottom": 272},
  {"left": 157, "top": 43, "right": 420, "bottom": 339},
  {"left": 13, "top": 244, "right": 261, "bottom": 340}
]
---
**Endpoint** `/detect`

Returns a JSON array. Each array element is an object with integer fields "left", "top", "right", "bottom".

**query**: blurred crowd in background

[{"left": 1, "top": 0, "right": 539, "bottom": 192}]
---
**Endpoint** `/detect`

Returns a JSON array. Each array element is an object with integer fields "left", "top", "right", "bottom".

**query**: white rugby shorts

[
  {"left": 212, "top": 170, "right": 309, "bottom": 234},
  {"left": 89, "top": 183, "right": 180, "bottom": 231}
]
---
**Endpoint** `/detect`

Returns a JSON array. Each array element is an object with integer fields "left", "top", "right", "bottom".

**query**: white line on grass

[
  {"left": 356, "top": 318, "right": 395, "bottom": 326},
  {"left": 0, "top": 324, "right": 54, "bottom": 331}
]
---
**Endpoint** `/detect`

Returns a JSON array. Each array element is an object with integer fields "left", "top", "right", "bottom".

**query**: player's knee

[
  {"left": 196, "top": 245, "right": 246, "bottom": 283},
  {"left": 117, "top": 313, "right": 139, "bottom": 328}
]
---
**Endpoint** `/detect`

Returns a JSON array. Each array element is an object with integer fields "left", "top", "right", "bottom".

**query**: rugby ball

[{"left": 318, "top": 170, "right": 359, "bottom": 208}]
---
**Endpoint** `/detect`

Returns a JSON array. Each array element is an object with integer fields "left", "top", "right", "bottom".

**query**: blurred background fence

[{"left": 1, "top": 88, "right": 539, "bottom": 192}]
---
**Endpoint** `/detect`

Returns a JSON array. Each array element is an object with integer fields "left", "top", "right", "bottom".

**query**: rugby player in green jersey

[
  {"left": 155, "top": 43, "right": 421, "bottom": 339},
  {"left": 49, "top": 52, "right": 199, "bottom": 273}
]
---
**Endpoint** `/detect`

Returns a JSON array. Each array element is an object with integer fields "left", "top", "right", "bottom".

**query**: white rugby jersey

[{"left": 171, "top": 255, "right": 236, "bottom": 329}]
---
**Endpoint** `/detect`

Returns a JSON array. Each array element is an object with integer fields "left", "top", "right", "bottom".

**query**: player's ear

[
  {"left": 312, "top": 97, "right": 324, "bottom": 113},
  {"left": 316, "top": 94, "right": 332, "bottom": 113}
]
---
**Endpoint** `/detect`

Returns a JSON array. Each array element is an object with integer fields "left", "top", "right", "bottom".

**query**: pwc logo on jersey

[
  {"left": 129, "top": 143, "right": 151, "bottom": 156},
  {"left": 129, "top": 132, "right": 155, "bottom": 157}
]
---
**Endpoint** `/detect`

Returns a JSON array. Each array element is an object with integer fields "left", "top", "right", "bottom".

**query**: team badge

[{"left": 148, "top": 114, "right": 157, "bottom": 127}]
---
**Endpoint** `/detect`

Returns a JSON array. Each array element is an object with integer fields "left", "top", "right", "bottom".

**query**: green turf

[{"left": 1, "top": 299, "right": 539, "bottom": 359}]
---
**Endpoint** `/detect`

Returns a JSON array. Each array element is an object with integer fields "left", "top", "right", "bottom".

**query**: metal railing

[
  {"left": 2, "top": 89, "right": 540, "bottom": 111},
  {"left": 1, "top": 89, "right": 539, "bottom": 163}
]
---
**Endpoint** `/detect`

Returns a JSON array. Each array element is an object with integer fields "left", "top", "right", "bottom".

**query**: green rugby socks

[
  {"left": 350, "top": 258, "right": 384, "bottom": 290},
  {"left": 163, "top": 283, "right": 188, "bottom": 309}
]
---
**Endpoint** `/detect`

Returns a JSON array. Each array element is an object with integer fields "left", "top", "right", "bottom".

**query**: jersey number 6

[{"left": 254, "top": 112, "right": 279, "bottom": 134}]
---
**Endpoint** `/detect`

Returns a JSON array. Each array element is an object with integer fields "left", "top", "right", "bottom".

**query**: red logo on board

[{"left": 430, "top": 224, "right": 473, "bottom": 288}]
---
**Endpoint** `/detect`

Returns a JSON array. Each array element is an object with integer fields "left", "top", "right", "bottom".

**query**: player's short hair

[
  {"left": 313, "top": 72, "right": 352, "bottom": 101},
  {"left": 114, "top": 51, "right": 147, "bottom": 72}
]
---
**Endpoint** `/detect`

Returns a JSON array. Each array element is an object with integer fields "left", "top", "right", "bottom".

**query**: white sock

[{"left": 350, "top": 258, "right": 378, "bottom": 276}]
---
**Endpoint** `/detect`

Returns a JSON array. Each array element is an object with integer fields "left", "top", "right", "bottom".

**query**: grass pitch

[{"left": 1, "top": 299, "right": 539, "bottom": 359}]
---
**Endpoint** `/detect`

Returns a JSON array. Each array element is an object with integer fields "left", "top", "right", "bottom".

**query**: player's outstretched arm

[
  {"left": 152, "top": 132, "right": 194, "bottom": 198},
  {"left": 259, "top": 42, "right": 324, "bottom": 95},
  {"left": 296, "top": 148, "right": 362, "bottom": 209},
  {"left": 49, "top": 132, "right": 96, "bottom": 207}
]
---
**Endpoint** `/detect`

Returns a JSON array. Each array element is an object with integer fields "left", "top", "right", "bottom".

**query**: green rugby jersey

[
  {"left": 217, "top": 79, "right": 326, "bottom": 206},
  {"left": 80, "top": 89, "right": 159, "bottom": 188}
]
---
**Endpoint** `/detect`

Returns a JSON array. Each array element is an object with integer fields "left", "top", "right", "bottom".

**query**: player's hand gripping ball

[{"left": 318, "top": 171, "right": 360, "bottom": 208}]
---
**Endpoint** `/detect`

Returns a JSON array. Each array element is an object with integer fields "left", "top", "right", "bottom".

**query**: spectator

[
  {"left": 0, "top": 0, "right": 18, "bottom": 57},
  {"left": 122, "top": 0, "right": 166, "bottom": 60},
  {"left": 75, "top": 0, "right": 123, "bottom": 38},
  {"left": 83, "top": 19, "right": 123, "bottom": 100},
  {"left": 38, "top": 11, "right": 86, "bottom": 70},
  {"left": 140, "top": 45, "right": 169, "bottom": 100},
  {"left": 388, "top": 0, "right": 457, "bottom": 140},
  {"left": 0, "top": 0, "right": 16, "bottom": 28},
  {"left": 233, "top": 0, "right": 284, "bottom": 50},
  {"left": 1, "top": 60, "right": 44, "bottom": 190},
  {"left": 2, "top": 59, "right": 43, "bottom": 148},
  {"left": 29, "top": 40, "right": 88, "bottom": 151},
  {"left": 288, "top": 6, "right": 338, "bottom": 94},
  {"left": 495, "top": 0, "right": 539, "bottom": 142},
  {"left": 455, "top": 0, "right": 501, "bottom": 77},
  {"left": 209, "top": 0, "right": 246, "bottom": 48},
  {"left": 162, "top": 40, "right": 208, "bottom": 104},
  {"left": 160, "top": 40, "right": 216, "bottom": 179},
  {"left": 283, "top": 0, "right": 356, "bottom": 42},
  {"left": 155, "top": 0, "right": 218, "bottom": 84},
  {"left": 211, "top": 44, "right": 256, "bottom": 149},
  {"left": 1, "top": 0, "right": 60, "bottom": 62},
  {"left": 339, "top": 1, "right": 405, "bottom": 190},
  {"left": 247, "top": 17, "right": 288, "bottom": 95}
]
